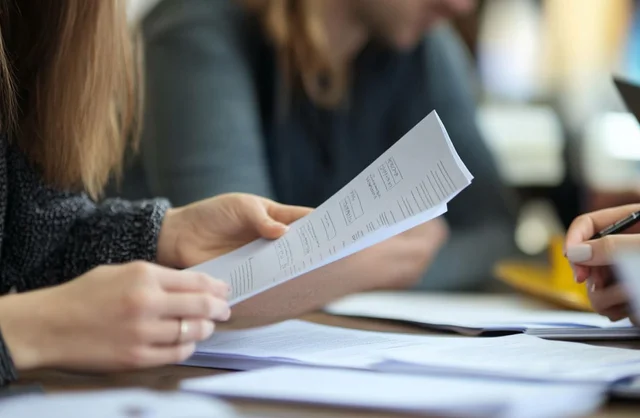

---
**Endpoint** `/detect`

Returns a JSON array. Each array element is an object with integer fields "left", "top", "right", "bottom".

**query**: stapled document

[{"left": 189, "top": 111, "right": 473, "bottom": 304}]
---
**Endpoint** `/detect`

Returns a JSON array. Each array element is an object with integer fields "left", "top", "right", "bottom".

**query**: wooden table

[{"left": 15, "top": 313, "right": 640, "bottom": 417}]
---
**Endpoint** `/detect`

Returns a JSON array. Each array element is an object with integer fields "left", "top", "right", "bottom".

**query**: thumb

[
  {"left": 566, "top": 234, "right": 640, "bottom": 266},
  {"left": 246, "top": 201, "right": 289, "bottom": 240}
]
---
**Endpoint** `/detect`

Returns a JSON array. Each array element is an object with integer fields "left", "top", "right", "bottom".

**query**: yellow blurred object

[{"left": 494, "top": 235, "right": 592, "bottom": 311}]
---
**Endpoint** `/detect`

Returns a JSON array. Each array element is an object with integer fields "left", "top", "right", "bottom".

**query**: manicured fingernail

[
  {"left": 586, "top": 277, "right": 596, "bottom": 293},
  {"left": 566, "top": 244, "right": 593, "bottom": 263}
]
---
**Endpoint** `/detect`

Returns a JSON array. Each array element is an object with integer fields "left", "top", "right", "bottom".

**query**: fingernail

[
  {"left": 203, "top": 321, "right": 214, "bottom": 337},
  {"left": 586, "top": 277, "right": 597, "bottom": 293},
  {"left": 566, "top": 244, "right": 593, "bottom": 263},
  {"left": 270, "top": 220, "right": 286, "bottom": 229},
  {"left": 222, "top": 307, "right": 231, "bottom": 321}
]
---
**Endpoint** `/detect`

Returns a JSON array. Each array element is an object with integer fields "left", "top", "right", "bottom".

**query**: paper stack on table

[
  {"left": 0, "top": 389, "right": 236, "bottom": 418},
  {"left": 185, "top": 319, "right": 433, "bottom": 371},
  {"left": 189, "top": 111, "right": 473, "bottom": 305},
  {"left": 376, "top": 333, "right": 640, "bottom": 383},
  {"left": 186, "top": 319, "right": 640, "bottom": 383},
  {"left": 325, "top": 291, "right": 639, "bottom": 340},
  {"left": 181, "top": 366, "right": 606, "bottom": 418}
]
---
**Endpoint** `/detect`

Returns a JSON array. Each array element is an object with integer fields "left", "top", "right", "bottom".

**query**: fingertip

[{"left": 261, "top": 221, "right": 289, "bottom": 239}]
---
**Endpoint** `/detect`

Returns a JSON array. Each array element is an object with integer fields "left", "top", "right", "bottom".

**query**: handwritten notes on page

[
  {"left": 189, "top": 111, "right": 473, "bottom": 304},
  {"left": 181, "top": 366, "right": 606, "bottom": 418}
]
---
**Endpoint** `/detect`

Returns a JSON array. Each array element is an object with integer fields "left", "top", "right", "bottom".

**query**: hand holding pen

[{"left": 564, "top": 205, "right": 640, "bottom": 323}]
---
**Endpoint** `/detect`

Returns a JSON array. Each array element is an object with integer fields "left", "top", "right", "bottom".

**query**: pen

[{"left": 590, "top": 210, "right": 640, "bottom": 240}]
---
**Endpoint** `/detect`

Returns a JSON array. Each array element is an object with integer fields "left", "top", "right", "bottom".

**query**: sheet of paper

[
  {"left": 325, "top": 291, "right": 633, "bottom": 332},
  {"left": 0, "top": 389, "right": 236, "bottom": 418},
  {"left": 189, "top": 111, "right": 472, "bottom": 304},
  {"left": 614, "top": 250, "right": 640, "bottom": 319},
  {"left": 189, "top": 319, "right": 640, "bottom": 384},
  {"left": 377, "top": 333, "right": 640, "bottom": 383},
  {"left": 189, "top": 319, "right": 437, "bottom": 370},
  {"left": 181, "top": 366, "right": 606, "bottom": 418}
]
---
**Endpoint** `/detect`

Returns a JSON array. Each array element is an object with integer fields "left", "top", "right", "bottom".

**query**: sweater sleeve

[
  {"left": 0, "top": 143, "right": 170, "bottom": 292},
  {"left": 0, "top": 329, "right": 17, "bottom": 386},
  {"left": 136, "top": 0, "right": 275, "bottom": 206}
]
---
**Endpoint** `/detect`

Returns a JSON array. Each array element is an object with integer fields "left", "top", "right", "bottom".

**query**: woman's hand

[
  {"left": 0, "top": 262, "right": 230, "bottom": 371},
  {"left": 565, "top": 204, "right": 640, "bottom": 323},
  {"left": 157, "top": 193, "right": 312, "bottom": 268}
]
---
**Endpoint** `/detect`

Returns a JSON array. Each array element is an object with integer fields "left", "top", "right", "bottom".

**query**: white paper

[
  {"left": 189, "top": 319, "right": 640, "bottom": 384},
  {"left": 614, "top": 250, "right": 640, "bottom": 319},
  {"left": 181, "top": 366, "right": 606, "bottom": 418},
  {"left": 377, "top": 333, "right": 640, "bottom": 383},
  {"left": 189, "top": 319, "right": 436, "bottom": 370},
  {"left": 325, "top": 291, "right": 635, "bottom": 336},
  {"left": 189, "top": 111, "right": 472, "bottom": 304},
  {"left": 0, "top": 389, "right": 236, "bottom": 418}
]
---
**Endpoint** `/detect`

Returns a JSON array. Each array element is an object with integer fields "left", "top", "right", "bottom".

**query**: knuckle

[
  {"left": 127, "top": 262, "right": 156, "bottom": 283},
  {"left": 129, "top": 321, "right": 149, "bottom": 344},
  {"left": 601, "top": 236, "right": 616, "bottom": 258},
  {"left": 122, "top": 289, "right": 156, "bottom": 317},
  {"left": 195, "top": 273, "right": 212, "bottom": 290},
  {"left": 199, "top": 295, "right": 216, "bottom": 316}
]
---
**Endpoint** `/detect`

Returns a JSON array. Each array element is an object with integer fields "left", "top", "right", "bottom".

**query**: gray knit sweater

[{"left": 0, "top": 136, "right": 170, "bottom": 385}]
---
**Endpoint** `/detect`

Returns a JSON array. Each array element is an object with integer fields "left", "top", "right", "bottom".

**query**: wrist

[
  {"left": 157, "top": 208, "right": 181, "bottom": 267},
  {"left": 0, "top": 292, "right": 48, "bottom": 370}
]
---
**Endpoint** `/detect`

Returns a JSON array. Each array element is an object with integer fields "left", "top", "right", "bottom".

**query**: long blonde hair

[
  {"left": 0, "top": 0, "right": 139, "bottom": 198},
  {"left": 241, "top": 0, "right": 347, "bottom": 108}
]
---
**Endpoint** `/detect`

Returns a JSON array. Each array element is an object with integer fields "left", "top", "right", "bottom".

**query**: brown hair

[
  {"left": 241, "top": 0, "right": 347, "bottom": 108},
  {"left": 0, "top": 0, "right": 139, "bottom": 198}
]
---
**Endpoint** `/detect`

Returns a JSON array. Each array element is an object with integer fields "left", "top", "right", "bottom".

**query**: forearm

[
  {"left": 226, "top": 220, "right": 446, "bottom": 328},
  {"left": 0, "top": 293, "right": 42, "bottom": 386}
]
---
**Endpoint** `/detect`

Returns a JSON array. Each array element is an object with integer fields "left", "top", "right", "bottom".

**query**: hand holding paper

[{"left": 188, "top": 111, "right": 473, "bottom": 305}]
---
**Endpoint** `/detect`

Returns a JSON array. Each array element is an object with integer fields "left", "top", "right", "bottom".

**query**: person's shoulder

[{"left": 142, "top": 0, "right": 248, "bottom": 40}]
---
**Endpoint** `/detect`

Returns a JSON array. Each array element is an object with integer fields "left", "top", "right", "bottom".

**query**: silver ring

[{"left": 177, "top": 318, "right": 189, "bottom": 343}]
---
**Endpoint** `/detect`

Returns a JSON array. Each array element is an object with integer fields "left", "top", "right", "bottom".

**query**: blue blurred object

[{"left": 624, "top": 0, "right": 640, "bottom": 81}]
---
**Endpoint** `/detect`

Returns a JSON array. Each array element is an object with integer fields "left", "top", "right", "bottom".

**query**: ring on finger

[{"left": 176, "top": 318, "right": 189, "bottom": 344}]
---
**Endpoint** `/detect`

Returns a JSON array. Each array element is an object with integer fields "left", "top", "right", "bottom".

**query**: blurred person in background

[{"left": 111, "top": 0, "right": 520, "bottom": 291}]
